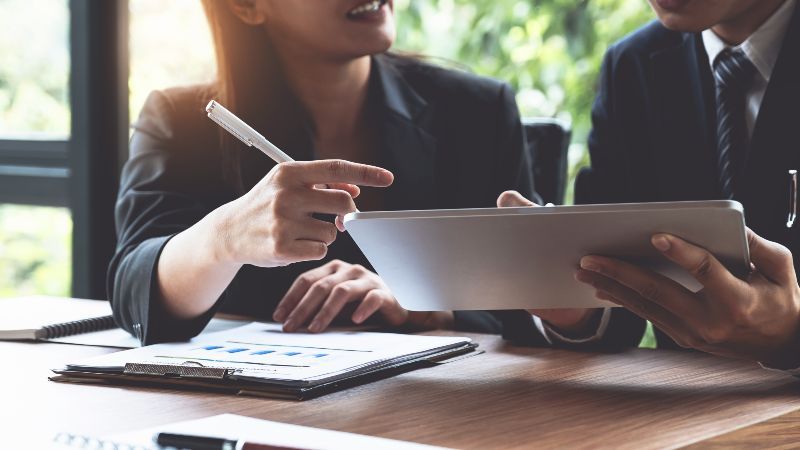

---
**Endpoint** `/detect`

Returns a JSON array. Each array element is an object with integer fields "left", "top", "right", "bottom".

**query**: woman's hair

[
  {"left": 200, "top": 2, "right": 428, "bottom": 192},
  {"left": 201, "top": 0, "right": 307, "bottom": 193}
]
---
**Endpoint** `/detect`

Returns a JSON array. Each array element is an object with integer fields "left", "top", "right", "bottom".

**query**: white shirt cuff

[
  {"left": 758, "top": 362, "right": 800, "bottom": 376},
  {"left": 532, "top": 308, "right": 612, "bottom": 345}
]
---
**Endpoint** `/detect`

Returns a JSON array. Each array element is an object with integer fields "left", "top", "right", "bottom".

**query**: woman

[{"left": 110, "top": 0, "right": 535, "bottom": 344}]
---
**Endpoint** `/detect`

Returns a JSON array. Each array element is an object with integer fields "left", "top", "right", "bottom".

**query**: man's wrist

[
  {"left": 533, "top": 308, "right": 612, "bottom": 345},
  {"left": 759, "top": 329, "right": 800, "bottom": 371},
  {"left": 545, "top": 309, "right": 604, "bottom": 339}
]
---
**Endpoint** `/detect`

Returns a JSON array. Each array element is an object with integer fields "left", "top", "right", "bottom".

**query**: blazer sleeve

[
  {"left": 497, "top": 48, "right": 647, "bottom": 350},
  {"left": 454, "top": 82, "right": 543, "bottom": 336},
  {"left": 572, "top": 46, "right": 648, "bottom": 351},
  {"left": 108, "top": 90, "right": 221, "bottom": 345}
]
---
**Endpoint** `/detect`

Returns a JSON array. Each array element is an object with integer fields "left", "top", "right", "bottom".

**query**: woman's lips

[
  {"left": 655, "top": 0, "right": 691, "bottom": 12},
  {"left": 347, "top": 0, "right": 389, "bottom": 20}
]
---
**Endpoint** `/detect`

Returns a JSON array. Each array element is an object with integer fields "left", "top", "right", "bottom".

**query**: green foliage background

[{"left": 394, "top": 0, "right": 655, "bottom": 201}]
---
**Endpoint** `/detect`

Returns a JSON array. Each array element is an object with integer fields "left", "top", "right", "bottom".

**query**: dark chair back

[{"left": 522, "top": 118, "right": 571, "bottom": 205}]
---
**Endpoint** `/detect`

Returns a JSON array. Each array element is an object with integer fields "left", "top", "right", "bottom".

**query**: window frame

[{"left": 0, "top": 0, "right": 130, "bottom": 299}]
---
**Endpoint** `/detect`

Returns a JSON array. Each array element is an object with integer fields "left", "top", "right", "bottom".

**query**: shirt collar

[{"left": 701, "top": 0, "right": 797, "bottom": 82}]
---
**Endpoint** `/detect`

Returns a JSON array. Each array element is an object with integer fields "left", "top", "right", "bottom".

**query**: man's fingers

[
  {"left": 497, "top": 190, "right": 536, "bottom": 208},
  {"left": 650, "top": 233, "right": 740, "bottom": 293},
  {"left": 745, "top": 228, "right": 796, "bottom": 285},
  {"left": 579, "top": 255, "right": 700, "bottom": 318},
  {"left": 274, "top": 262, "right": 340, "bottom": 322},
  {"left": 574, "top": 269, "right": 693, "bottom": 347},
  {"left": 287, "top": 160, "right": 394, "bottom": 187}
]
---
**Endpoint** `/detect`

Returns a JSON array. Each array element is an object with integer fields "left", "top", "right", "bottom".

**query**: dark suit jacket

[
  {"left": 502, "top": 7, "right": 800, "bottom": 350},
  {"left": 109, "top": 55, "right": 535, "bottom": 344}
]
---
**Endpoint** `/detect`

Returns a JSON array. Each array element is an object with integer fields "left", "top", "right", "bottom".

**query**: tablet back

[{"left": 344, "top": 201, "right": 750, "bottom": 310}]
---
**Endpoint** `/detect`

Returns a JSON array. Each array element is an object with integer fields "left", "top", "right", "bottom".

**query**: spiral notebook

[{"left": 0, "top": 296, "right": 116, "bottom": 341}]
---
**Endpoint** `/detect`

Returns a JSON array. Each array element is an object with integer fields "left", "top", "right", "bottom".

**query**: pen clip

[{"left": 787, "top": 170, "right": 797, "bottom": 229}]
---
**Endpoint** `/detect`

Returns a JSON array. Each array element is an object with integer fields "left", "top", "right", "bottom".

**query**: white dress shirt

[
  {"left": 701, "top": 0, "right": 797, "bottom": 138},
  {"left": 534, "top": 0, "right": 797, "bottom": 347}
]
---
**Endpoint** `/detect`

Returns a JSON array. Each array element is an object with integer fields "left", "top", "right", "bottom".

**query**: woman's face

[{"left": 235, "top": 0, "right": 396, "bottom": 60}]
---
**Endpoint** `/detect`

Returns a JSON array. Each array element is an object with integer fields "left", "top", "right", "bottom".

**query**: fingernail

[
  {"left": 580, "top": 258, "right": 601, "bottom": 272},
  {"left": 273, "top": 308, "right": 285, "bottom": 321},
  {"left": 283, "top": 319, "right": 295, "bottom": 331},
  {"left": 308, "top": 321, "right": 320, "bottom": 333},
  {"left": 352, "top": 313, "right": 364, "bottom": 324},
  {"left": 652, "top": 235, "right": 671, "bottom": 252}
]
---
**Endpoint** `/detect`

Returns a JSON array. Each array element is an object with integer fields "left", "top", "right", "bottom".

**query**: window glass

[
  {"left": 0, "top": 204, "right": 71, "bottom": 298},
  {"left": 129, "top": 0, "right": 215, "bottom": 123},
  {"left": 0, "top": 0, "right": 70, "bottom": 139}
]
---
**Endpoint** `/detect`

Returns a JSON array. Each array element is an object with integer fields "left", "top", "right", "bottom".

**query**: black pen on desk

[{"left": 155, "top": 432, "right": 308, "bottom": 450}]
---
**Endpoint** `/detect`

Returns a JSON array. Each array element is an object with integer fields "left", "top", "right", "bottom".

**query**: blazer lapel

[
  {"left": 649, "top": 33, "right": 721, "bottom": 200},
  {"left": 741, "top": 4, "right": 800, "bottom": 242},
  {"left": 370, "top": 56, "right": 438, "bottom": 211}
]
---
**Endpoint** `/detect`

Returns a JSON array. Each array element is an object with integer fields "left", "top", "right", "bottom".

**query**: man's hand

[
  {"left": 575, "top": 228, "right": 800, "bottom": 367},
  {"left": 497, "top": 191, "right": 601, "bottom": 337}
]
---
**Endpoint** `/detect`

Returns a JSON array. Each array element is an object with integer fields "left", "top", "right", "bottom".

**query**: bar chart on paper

[
  {"left": 173, "top": 341, "right": 347, "bottom": 368},
  {"left": 62, "top": 323, "right": 473, "bottom": 385}
]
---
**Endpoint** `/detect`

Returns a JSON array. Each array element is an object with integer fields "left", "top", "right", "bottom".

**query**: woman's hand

[
  {"left": 273, "top": 260, "right": 410, "bottom": 333},
  {"left": 214, "top": 159, "right": 393, "bottom": 268},
  {"left": 496, "top": 191, "right": 601, "bottom": 336}
]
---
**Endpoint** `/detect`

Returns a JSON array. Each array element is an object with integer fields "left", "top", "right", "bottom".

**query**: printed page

[
  {"left": 65, "top": 322, "right": 471, "bottom": 383},
  {"left": 53, "top": 413, "right": 450, "bottom": 450}
]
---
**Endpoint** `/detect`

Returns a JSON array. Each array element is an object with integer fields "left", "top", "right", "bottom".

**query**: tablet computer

[{"left": 343, "top": 201, "right": 750, "bottom": 310}]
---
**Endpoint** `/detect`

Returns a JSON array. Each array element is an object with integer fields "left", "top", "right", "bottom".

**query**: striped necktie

[{"left": 713, "top": 48, "right": 756, "bottom": 199}]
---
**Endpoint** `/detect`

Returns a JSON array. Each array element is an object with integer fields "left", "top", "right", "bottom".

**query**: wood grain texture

[
  {"left": 5, "top": 331, "right": 800, "bottom": 450},
  {"left": 686, "top": 408, "right": 800, "bottom": 449}
]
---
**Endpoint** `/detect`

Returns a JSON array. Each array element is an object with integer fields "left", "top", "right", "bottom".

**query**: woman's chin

[{"left": 343, "top": 29, "right": 395, "bottom": 57}]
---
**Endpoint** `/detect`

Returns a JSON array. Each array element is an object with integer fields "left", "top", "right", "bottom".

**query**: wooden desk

[{"left": 5, "top": 332, "right": 800, "bottom": 449}]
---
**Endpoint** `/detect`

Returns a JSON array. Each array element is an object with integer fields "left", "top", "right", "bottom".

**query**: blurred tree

[
  {"left": 394, "top": 0, "right": 655, "bottom": 202},
  {"left": 0, "top": 205, "right": 72, "bottom": 297}
]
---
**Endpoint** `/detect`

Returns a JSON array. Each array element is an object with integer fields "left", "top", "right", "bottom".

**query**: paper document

[
  {"left": 64, "top": 322, "right": 472, "bottom": 386},
  {"left": 52, "top": 413, "right": 451, "bottom": 449}
]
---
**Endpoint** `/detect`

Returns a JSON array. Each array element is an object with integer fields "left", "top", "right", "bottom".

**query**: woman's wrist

[{"left": 205, "top": 202, "right": 241, "bottom": 268}]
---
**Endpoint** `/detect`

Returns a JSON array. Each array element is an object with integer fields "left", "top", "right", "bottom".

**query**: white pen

[
  {"left": 205, "top": 100, "right": 294, "bottom": 164},
  {"left": 206, "top": 100, "right": 359, "bottom": 227}
]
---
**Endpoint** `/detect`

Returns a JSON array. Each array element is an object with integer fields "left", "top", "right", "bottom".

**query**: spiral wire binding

[
  {"left": 42, "top": 315, "right": 116, "bottom": 339},
  {"left": 52, "top": 431, "right": 156, "bottom": 450}
]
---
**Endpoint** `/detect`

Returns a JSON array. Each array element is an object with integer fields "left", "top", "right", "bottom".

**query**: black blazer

[
  {"left": 502, "top": 7, "right": 800, "bottom": 350},
  {"left": 109, "top": 55, "right": 535, "bottom": 344}
]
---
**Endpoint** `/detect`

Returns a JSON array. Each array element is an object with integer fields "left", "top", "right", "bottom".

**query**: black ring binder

[{"left": 42, "top": 315, "right": 117, "bottom": 339}]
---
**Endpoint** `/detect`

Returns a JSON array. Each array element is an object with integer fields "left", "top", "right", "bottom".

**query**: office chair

[{"left": 522, "top": 118, "right": 571, "bottom": 205}]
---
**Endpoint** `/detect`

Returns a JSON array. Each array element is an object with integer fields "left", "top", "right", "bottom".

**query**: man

[{"left": 499, "top": 0, "right": 800, "bottom": 371}]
